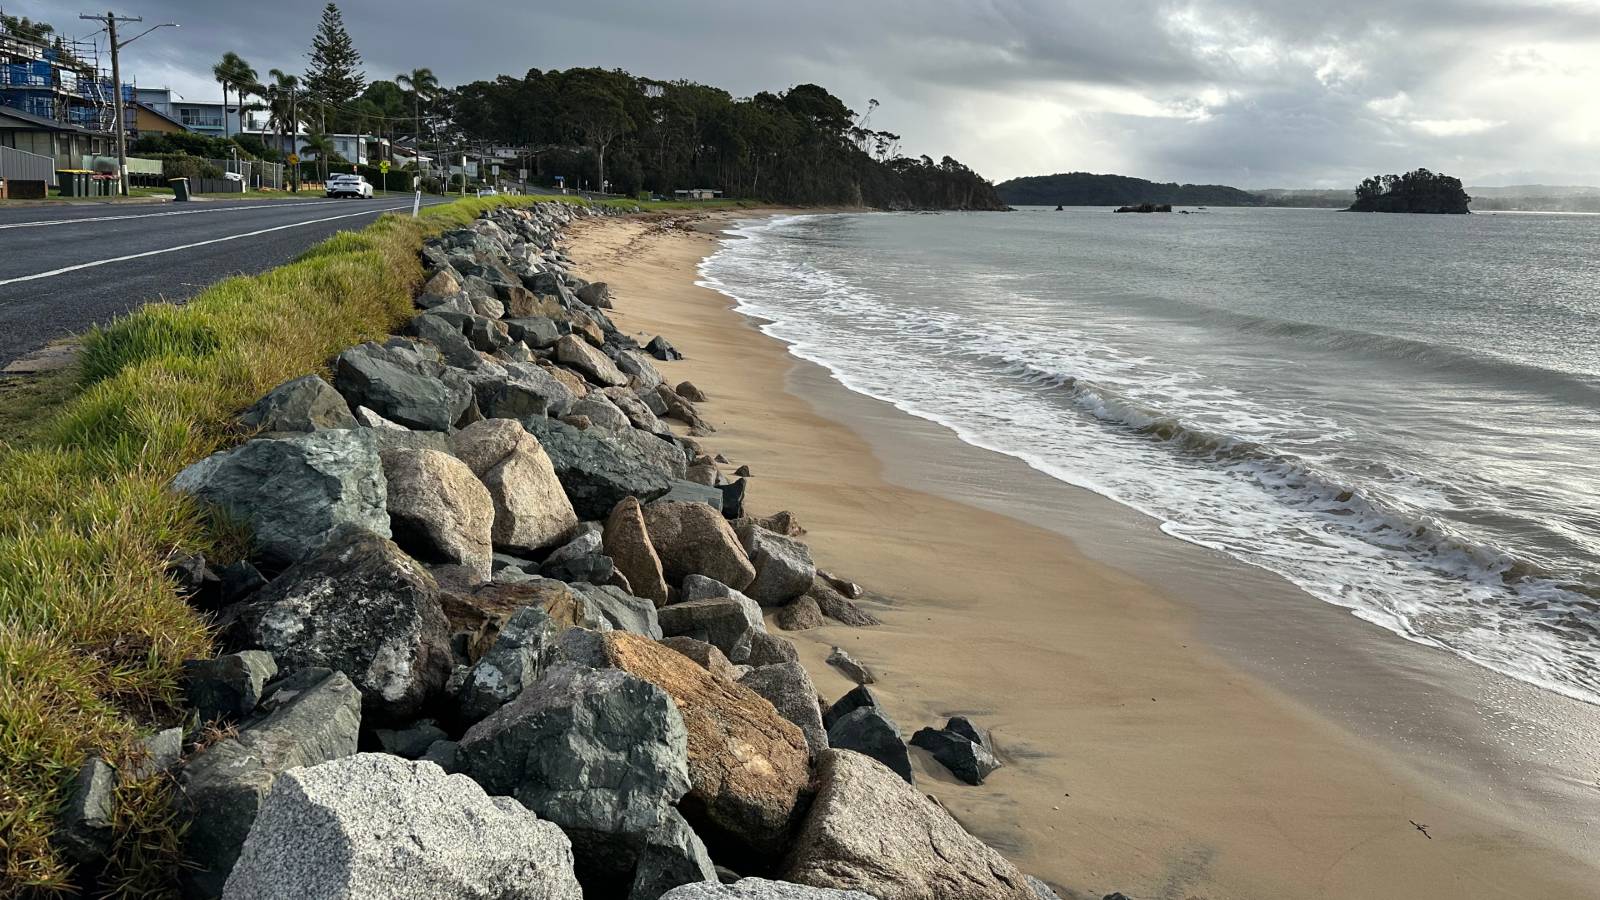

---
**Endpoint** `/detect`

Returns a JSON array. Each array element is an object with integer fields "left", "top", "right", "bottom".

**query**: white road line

[
  {"left": 0, "top": 203, "right": 416, "bottom": 287},
  {"left": 0, "top": 197, "right": 364, "bottom": 231}
]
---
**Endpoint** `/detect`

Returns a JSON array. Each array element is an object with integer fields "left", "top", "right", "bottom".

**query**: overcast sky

[{"left": 20, "top": 0, "right": 1600, "bottom": 187}]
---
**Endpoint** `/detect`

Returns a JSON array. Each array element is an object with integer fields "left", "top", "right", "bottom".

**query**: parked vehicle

[
  {"left": 326, "top": 174, "right": 374, "bottom": 199},
  {"left": 476, "top": 187, "right": 499, "bottom": 197}
]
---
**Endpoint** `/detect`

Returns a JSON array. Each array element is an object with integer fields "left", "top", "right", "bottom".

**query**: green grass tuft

[{"left": 0, "top": 195, "right": 547, "bottom": 896}]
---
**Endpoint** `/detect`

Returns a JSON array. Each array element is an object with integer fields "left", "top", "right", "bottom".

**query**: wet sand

[{"left": 566, "top": 212, "right": 1600, "bottom": 900}]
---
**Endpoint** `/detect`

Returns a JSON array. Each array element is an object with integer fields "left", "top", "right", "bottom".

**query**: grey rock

[
  {"left": 646, "top": 336, "right": 684, "bottom": 361},
  {"left": 568, "top": 582, "right": 662, "bottom": 638},
  {"left": 353, "top": 404, "right": 406, "bottom": 430},
  {"left": 230, "top": 527, "right": 454, "bottom": 722},
  {"left": 655, "top": 385, "right": 712, "bottom": 431},
  {"left": 774, "top": 596, "right": 824, "bottom": 631},
  {"left": 381, "top": 448, "right": 496, "bottom": 582},
  {"left": 661, "top": 879, "right": 874, "bottom": 899},
  {"left": 420, "top": 740, "right": 462, "bottom": 774},
  {"left": 476, "top": 362, "right": 579, "bottom": 420},
  {"left": 375, "top": 720, "right": 450, "bottom": 760},
  {"left": 810, "top": 581, "right": 882, "bottom": 628},
  {"left": 543, "top": 523, "right": 603, "bottom": 564},
  {"left": 505, "top": 316, "right": 562, "bottom": 349},
  {"left": 539, "top": 552, "right": 618, "bottom": 585},
  {"left": 466, "top": 314, "right": 513, "bottom": 352},
  {"left": 172, "top": 429, "right": 389, "bottom": 568},
  {"left": 656, "top": 479, "right": 726, "bottom": 512},
  {"left": 572, "top": 393, "right": 631, "bottom": 432},
  {"left": 497, "top": 341, "right": 536, "bottom": 364},
  {"left": 745, "top": 631, "right": 800, "bottom": 667},
  {"left": 628, "top": 808, "right": 716, "bottom": 900},
  {"left": 827, "top": 707, "right": 913, "bottom": 784},
  {"left": 183, "top": 650, "right": 278, "bottom": 724},
  {"left": 615, "top": 349, "right": 665, "bottom": 389},
  {"left": 459, "top": 664, "right": 690, "bottom": 892},
  {"left": 601, "top": 386, "right": 665, "bottom": 432},
  {"left": 719, "top": 479, "right": 747, "bottom": 520},
  {"left": 945, "top": 715, "right": 992, "bottom": 752},
  {"left": 456, "top": 605, "right": 563, "bottom": 723},
  {"left": 610, "top": 426, "right": 691, "bottom": 481},
  {"left": 657, "top": 637, "right": 744, "bottom": 682},
  {"left": 657, "top": 592, "right": 764, "bottom": 664},
  {"left": 55, "top": 757, "right": 115, "bottom": 865},
  {"left": 1027, "top": 877, "right": 1063, "bottom": 900},
  {"left": 817, "top": 571, "right": 864, "bottom": 600},
  {"left": 133, "top": 727, "right": 185, "bottom": 779},
  {"left": 676, "top": 381, "right": 708, "bottom": 403},
  {"left": 408, "top": 310, "right": 483, "bottom": 369},
  {"left": 178, "top": 668, "right": 362, "bottom": 898},
  {"left": 822, "top": 686, "right": 879, "bottom": 731},
  {"left": 685, "top": 462, "right": 722, "bottom": 487},
  {"left": 240, "top": 375, "right": 357, "bottom": 433},
  {"left": 736, "top": 525, "right": 816, "bottom": 606},
  {"left": 221, "top": 754, "right": 581, "bottom": 900},
  {"left": 738, "top": 663, "right": 828, "bottom": 756},
  {"left": 521, "top": 417, "right": 674, "bottom": 520},
  {"left": 333, "top": 341, "right": 472, "bottom": 432},
  {"left": 783, "top": 750, "right": 1036, "bottom": 899},
  {"left": 825, "top": 647, "right": 876, "bottom": 686},
  {"left": 910, "top": 724, "right": 1002, "bottom": 785}
]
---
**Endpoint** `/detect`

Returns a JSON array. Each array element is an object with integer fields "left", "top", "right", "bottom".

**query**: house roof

[
  {"left": 134, "top": 102, "right": 186, "bottom": 130},
  {"left": 0, "top": 104, "right": 98, "bottom": 135}
]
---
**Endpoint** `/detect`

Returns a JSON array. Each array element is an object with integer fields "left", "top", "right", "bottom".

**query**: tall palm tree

[
  {"left": 212, "top": 51, "right": 256, "bottom": 140},
  {"left": 396, "top": 68, "right": 439, "bottom": 173},
  {"left": 265, "top": 69, "right": 299, "bottom": 155}
]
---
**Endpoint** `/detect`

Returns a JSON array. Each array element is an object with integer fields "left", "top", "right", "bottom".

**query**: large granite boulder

[
  {"left": 333, "top": 341, "right": 471, "bottom": 432},
  {"left": 567, "top": 582, "right": 662, "bottom": 638},
  {"left": 555, "top": 334, "right": 628, "bottom": 386},
  {"left": 736, "top": 525, "right": 816, "bottom": 606},
  {"left": 662, "top": 880, "right": 874, "bottom": 899},
  {"left": 381, "top": 448, "right": 495, "bottom": 581},
  {"left": 453, "top": 419, "right": 579, "bottom": 553},
  {"left": 222, "top": 754, "right": 580, "bottom": 900},
  {"left": 458, "top": 664, "right": 690, "bottom": 892},
  {"left": 522, "top": 417, "right": 673, "bottom": 520},
  {"left": 601, "top": 386, "right": 665, "bottom": 433},
  {"left": 783, "top": 750, "right": 1037, "bottom": 900},
  {"left": 571, "top": 393, "right": 632, "bottom": 431},
  {"left": 505, "top": 316, "right": 562, "bottom": 349},
  {"left": 604, "top": 497, "right": 669, "bottom": 606},
  {"left": 178, "top": 668, "right": 362, "bottom": 898},
  {"left": 171, "top": 429, "right": 388, "bottom": 568},
  {"left": 239, "top": 374, "right": 356, "bottom": 433},
  {"left": 408, "top": 310, "right": 483, "bottom": 370},
  {"left": 628, "top": 808, "right": 716, "bottom": 900},
  {"left": 738, "top": 663, "right": 828, "bottom": 756},
  {"left": 610, "top": 427, "right": 691, "bottom": 481},
  {"left": 616, "top": 349, "right": 666, "bottom": 391},
  {"left": 641, "top": 503, "right": 756, "bottom": 591},
  {"left": 599, "top": 632, "right": 810, "bottom": 863},
  {"left": 182, "top": 650, "right": 278, "bottom": 724},
  {"left": 229, "top": 527, "right": 454, "bottom": 721}
]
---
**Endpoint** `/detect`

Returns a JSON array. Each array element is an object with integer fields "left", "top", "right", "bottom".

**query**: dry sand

[{"left": 565, "top": 211, "right": 1600, "bottom": 900}]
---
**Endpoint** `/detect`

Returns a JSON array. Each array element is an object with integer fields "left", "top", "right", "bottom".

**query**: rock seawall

[{"left": 63, "top": 201, "right": 1065, "bottom": 899}]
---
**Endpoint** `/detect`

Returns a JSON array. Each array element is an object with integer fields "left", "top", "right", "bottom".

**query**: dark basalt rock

[
  {"left": 521, "top": 416, "right": 674, "bottom": 520},
  {"left": 826, "top": 706, "right": 913, "bottom": 784},
  {"left": 333, "top": 341, "right": 473, "bottom": 432},
  {"left": 183, "top": 650, "right": 278, "bottom": 724},
  {"left": 910, "top": 725, "right": 1002, "bottom": 785},
  {"left": 646, "top": 335, "right": 684, "bottom": 361}
]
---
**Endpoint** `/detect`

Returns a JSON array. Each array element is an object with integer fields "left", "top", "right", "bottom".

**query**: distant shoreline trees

[{"left": 1350, "top": 169, "right": 1471, "bottom": 213}]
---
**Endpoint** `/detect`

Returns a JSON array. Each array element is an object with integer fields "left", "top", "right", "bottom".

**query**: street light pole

[{"left": 81, "top": 12, "right": 177, "bottom": 197}]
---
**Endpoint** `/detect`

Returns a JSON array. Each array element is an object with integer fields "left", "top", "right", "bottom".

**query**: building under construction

[{"left": 0, "top": 12, "right": 130, "bottom": 171}]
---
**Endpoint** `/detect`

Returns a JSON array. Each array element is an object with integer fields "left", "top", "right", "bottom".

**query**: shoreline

[{"left": 567, "top": 210, "right": 1600, "bottom": 899}]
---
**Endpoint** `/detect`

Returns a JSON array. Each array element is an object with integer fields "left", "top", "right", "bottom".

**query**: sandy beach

[{"left": 565, "top": 211, "right": 1600, "bottom": 900}]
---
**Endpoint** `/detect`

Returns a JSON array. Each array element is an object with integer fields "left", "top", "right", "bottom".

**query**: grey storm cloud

[{"left": 15, "top": 0, "right": 1600, "bottom": 187}]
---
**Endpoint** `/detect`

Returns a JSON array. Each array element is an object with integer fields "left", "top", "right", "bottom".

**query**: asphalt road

[{"left": 0, "top": 193, "right": 452, "bottom": 367}]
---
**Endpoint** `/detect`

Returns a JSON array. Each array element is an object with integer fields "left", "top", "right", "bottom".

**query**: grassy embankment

[{"left": 0, "top": 194, "right": 558, "bottom": 896}]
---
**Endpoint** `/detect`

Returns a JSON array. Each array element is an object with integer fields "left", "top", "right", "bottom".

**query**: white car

[
  {"left": 476, "top": 187, "right": 499, "bottom": 197},
  {"left": 326, "top": 174, "right": 373, "bottom": 199}
]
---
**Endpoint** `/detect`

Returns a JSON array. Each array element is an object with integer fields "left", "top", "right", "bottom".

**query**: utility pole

[{"left": 81, "top": 11, "right": 177, "bottom": 197}]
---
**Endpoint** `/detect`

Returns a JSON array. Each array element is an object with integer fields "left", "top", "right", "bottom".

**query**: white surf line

[
  {"left": 0, "top": 203, "right": 417, "bottom": 288},
  {"left": 0, "top": 197, "right": 360, "bottom": 231}
]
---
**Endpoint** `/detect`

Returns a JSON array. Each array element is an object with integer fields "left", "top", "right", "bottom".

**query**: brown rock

[
  {"left": 640, "top": 501, "right": 756, "bottom": 591},
  {"left": 785, "top": 750, "right": 1036, "bottom": 900},
  {"left": 604, "top": 497, "right": 669, "bottom": 606},
  {"left": 380, "top": 449, "right": 496, "bottom": 582},
  {"left": 421, "top": 268, "right": 461, "bottom": 297},
  {"left": 655, "top": 385, "right": 713, "bottom": 432},
  {"left": 657, "top": 636, "right": 742, "bottom": 682},
  {"left": 818, "top": 570, "right": 863, "bottom": 599},
  {"left": 452, "top": 419, "right": 579, "bottom": 553},
  {"left": 676, "top": 381, "right": 708, "bottom": 403},
  {"left": 560, "top": 414, "right": 593, "bottom": 430},
  {"left": 542, "top": 363, "right": 591, "bottom": 399},
  {"left": 599, "top": 632, "right": 809, "bottom": 862},
  {"left": 501, "top": 285, "right": 563, "bottom": 319},
  {"left": 555, "top": 334, "right": 627, "bottom": 387},
  {"left": 775, "top": 595, "right": 825, "bottom": 631},
  {"left": 439, "top": 579, "right": 599, "bottom": 661}
]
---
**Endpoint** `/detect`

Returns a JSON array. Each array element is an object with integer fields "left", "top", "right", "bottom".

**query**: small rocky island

[
  {"left": 1349, "top": 168, "right": 1471, "bottom": 213},
  {"left": 1114, "top": 203, "right": 1172, "bottom": 213}
]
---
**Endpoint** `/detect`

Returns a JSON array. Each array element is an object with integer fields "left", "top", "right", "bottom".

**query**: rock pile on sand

[{"left": 64, "top": 202, "right": 1045, "bottom": 899}]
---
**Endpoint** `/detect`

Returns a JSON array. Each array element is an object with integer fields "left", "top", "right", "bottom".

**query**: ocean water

[{"left": 698, "top": 207, "right": 1600, "bottom": 705}]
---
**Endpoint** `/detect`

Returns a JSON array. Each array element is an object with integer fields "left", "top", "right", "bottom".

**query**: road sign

[
  {"left": 492, "top": 164, "right": 500, "bottom": 176},
  {"left": 287, "top": 154, "right": 299, "bottom": 165},
  {"left": 379, "top": 161, "right": 390, "bottom": 174}
]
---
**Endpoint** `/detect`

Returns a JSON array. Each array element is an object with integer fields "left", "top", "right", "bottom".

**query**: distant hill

[
  {"left": 1252, "top": 188, "right": 1353, "bottom": 208},
  {"left": 993, "top": 172, "right": 1264, "bottom": 207},
  {"left": 1465, "top": 185, "right": 1600, "bottom": 212}
]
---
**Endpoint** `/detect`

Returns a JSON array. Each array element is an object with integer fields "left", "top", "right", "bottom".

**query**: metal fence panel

[{"left": 0, "top": 144, "right": 56, "bottom": 187}]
